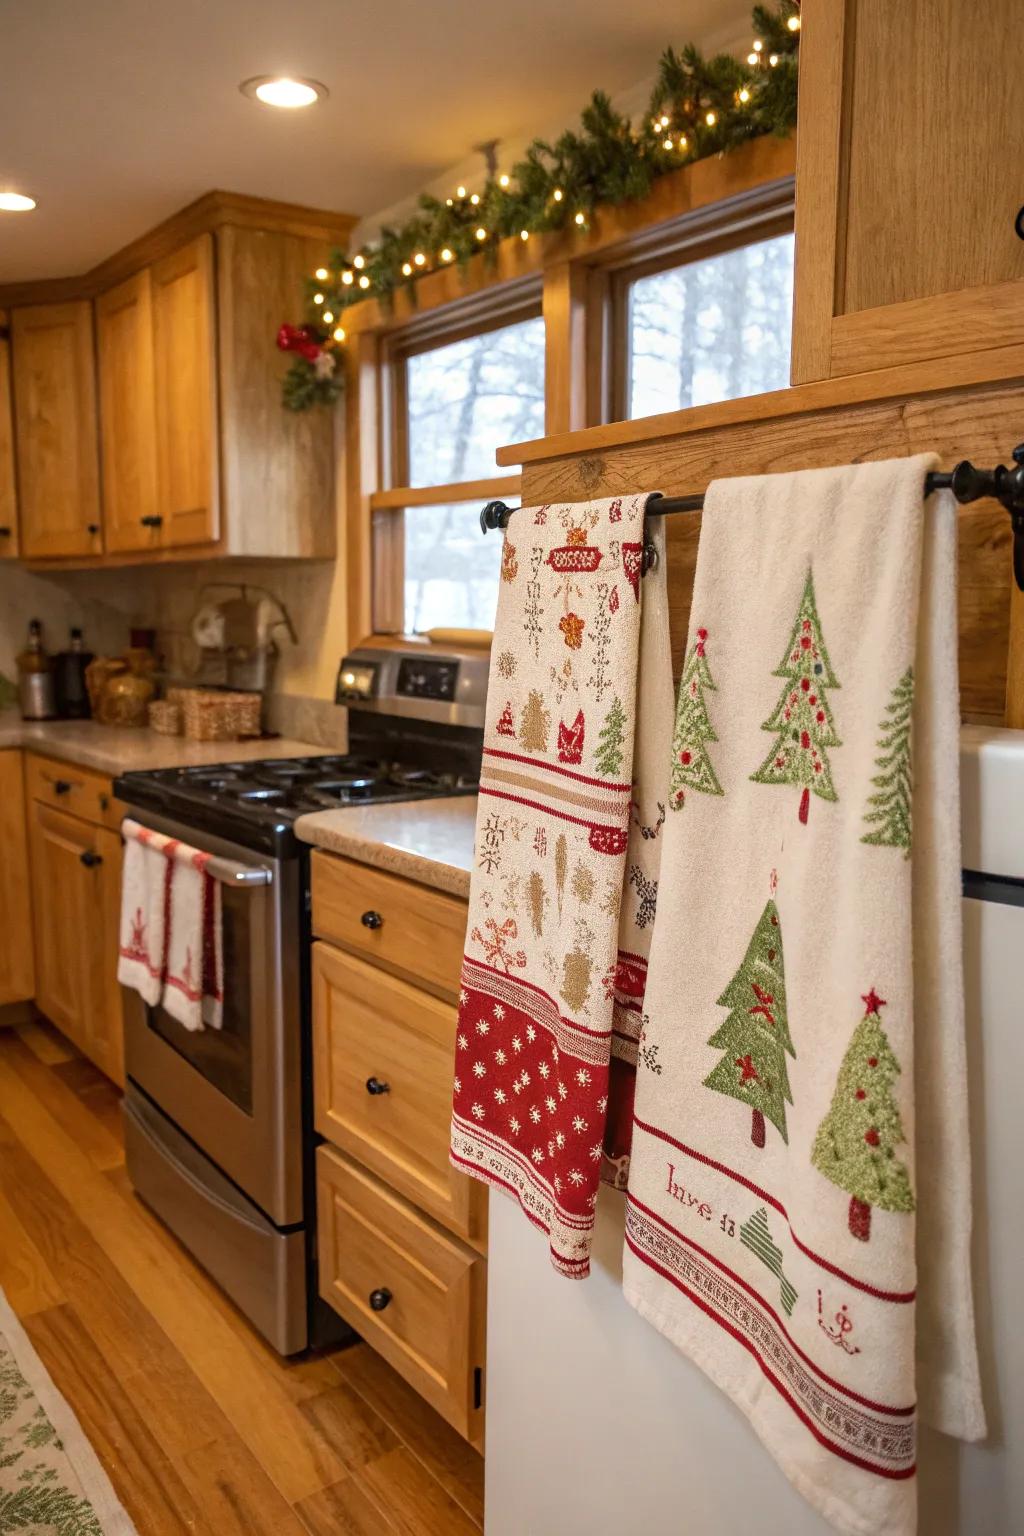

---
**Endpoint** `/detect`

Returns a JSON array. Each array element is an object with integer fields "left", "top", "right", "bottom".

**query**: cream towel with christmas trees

[
  {"left": 623, "top": 457, "right": 985, "bottom": 1536},
  {"left": 450, "top": 494, "right": 671, "bottom": 1275}
]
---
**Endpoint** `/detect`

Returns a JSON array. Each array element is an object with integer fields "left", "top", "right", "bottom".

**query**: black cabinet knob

[
  {"left": 365, "top": 1076, "right": 390, "bottom": 1096},
  {"left": 360, "top": 910, "right": 383, "bottom": 930},
  {"left": 1016, "top": 204, "right": 1024, "bottom": 242},
  {"left": 140, "top": 514, "right": 164, "bottom": 528},
  {"left": 369, "top": 1287, "right": 392, "bottom": 1312},
  {"left": 53, "top": 779, "right": 72, "bottom": 795},
  {"left": 79, "top": 849, "right": 103, "bottom": 868},
  {"left": 86, "top": 523, "right": 100, "bottom": 535},
  {"left": 0, "top": 526, "right": 10, "bottom": 537}
]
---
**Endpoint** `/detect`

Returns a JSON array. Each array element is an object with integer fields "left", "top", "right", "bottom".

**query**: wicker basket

[
  {"left": 148, "top": 700, "right": 182, "bottom": 736},
  {"left": 180, "top": 689, "right": 262, "bottom": 742}
]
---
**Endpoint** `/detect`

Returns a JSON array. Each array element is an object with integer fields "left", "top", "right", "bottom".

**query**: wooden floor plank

[
  {"left": 299, "top": 1380, "right": 402, "bottom": 1474},
  {"left": 15, "top": 1014, "right": 76, "bottom": 1064},
  {"left": 0, "top": 1049, "right": 347, "bottom": 1506},
  {"left": 3, "top": 1033, "right": 124, "bottom": 1170},
  {"left": 359, "top": 1446, "right": 484, "bottom": 1536},
  {"left": 331, "top": 1343, "right": 485, "bottom": 1526},
  {"left": 0, "top": 1182, "right": 66, "bottom": 1316},
  {"left": 295, "top": 1473, "right": 401, "bottom": 1536},
  {"left": 26, "top": 1303, "right": 205, "bottom": 1536},
  {"left": 178, "top": 1436, "right": 312, "bottom": 1536}
]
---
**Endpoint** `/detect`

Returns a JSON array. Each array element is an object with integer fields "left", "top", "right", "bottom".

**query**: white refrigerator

[{"left": 484, "top": 725, "right": 1022, "bottom": 1535}]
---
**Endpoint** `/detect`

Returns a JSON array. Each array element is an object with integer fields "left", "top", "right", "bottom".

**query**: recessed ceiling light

[
  {"left": 0, "top": 192, "right": 36, "bottom": 212},
  {"left": 240, "top": 76, "right": 327, "bottom": 109}
]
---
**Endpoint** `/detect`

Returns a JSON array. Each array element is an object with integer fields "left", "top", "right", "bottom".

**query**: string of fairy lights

[{"left": 278, "top": 1, "right": 800, "bottom": 409}]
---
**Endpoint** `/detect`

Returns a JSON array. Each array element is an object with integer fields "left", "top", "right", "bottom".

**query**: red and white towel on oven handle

[{"left": 117, "top": 819, "right": 224, "bottom": 1032}]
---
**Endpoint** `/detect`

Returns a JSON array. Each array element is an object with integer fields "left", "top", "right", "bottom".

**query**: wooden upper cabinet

[
  {"left": 0, "top": 314, "right": 18, "bottom": 559},
  {"left": 96, "top": 269, "right": 159, "bottom": 552},
  {"left": 152, "top": 233, "right": 219, "bottom": 548},
  {"left": 11, "top": 302, "right": 101, "bottom": 558},
  {"left": 792, "top": 0, "right": 1024, "bottom": 383}
]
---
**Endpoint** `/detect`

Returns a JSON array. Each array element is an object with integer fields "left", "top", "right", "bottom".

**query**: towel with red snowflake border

[
  {"left": 450, "top": 494, "right": 671, "bottom": 1277},
  {"left": 623, "top": 458, "right": 985, "bottom": 1536}
]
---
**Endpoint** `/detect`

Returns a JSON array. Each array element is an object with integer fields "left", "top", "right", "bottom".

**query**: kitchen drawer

[
  {"left": 25, "top": 752, "right": 124, "bottom": 830},
  {"left": 313, "top": 940, "right": 486, "bottom": 1247},
  {"left": 311, "top": 850, "right": 466, "bottom": 1000},
  {"left": 316, "top": 1145, "right": 485, "bottom": 1444}
]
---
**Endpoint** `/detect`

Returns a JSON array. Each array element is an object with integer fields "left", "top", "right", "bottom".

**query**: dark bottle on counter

[
  {"left": 54, "top": 626, "right": 94, "bottom": 719},
  {"left": 16, "top": 618, "right": 57, "bottom": 721}
]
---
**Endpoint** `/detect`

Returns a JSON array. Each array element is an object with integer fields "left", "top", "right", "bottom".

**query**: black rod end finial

[{"left": 480, "top": 500, "right": 512, "bottom": 534}]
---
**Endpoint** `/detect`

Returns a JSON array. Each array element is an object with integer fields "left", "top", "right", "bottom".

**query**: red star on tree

[{"left": 861, "top": 987, "right": 887, "bottom": 1016}]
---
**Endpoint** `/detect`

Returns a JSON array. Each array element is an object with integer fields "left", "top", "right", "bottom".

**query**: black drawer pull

[
  {"left": 0, "top": 525, "right": 10, "bottom": 537},
  {"left": 86, "top": 522, "right": 100, "bottom": 535},
  {"left": 79, "top": 849, "right": 103, "bottom": 868},
  {"left": 140, "top": 514, "right": 164, "bottom": 528},
  {"left": 369, "top": 1287, "right": 392, "bottom": 1312},
  {"left": 1016, "top": 204, "right": 1024, "bottom": 242},
  {"left": 53, "top": 779, "right": 72, "bottom": 795},
  {"left": 360, "top": 909, "right": 383, "bottom": 930},
  {"left": 365, "top": 1076, "right": 390, "bottom": 1096}
]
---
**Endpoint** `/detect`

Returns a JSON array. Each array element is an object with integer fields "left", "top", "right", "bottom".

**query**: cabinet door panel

[
  {"left": 0, "top": 315, "right": 18, "bottom": 559},
  {"left": 0, "top": 752, "right": 34, "bottom": 1006},
  {"left": 96, "top": 270, "right": 159, "bottom": 553},
  {"left": 11, "top": 302, "right": 101, "bottom": 558},
  {"left": 27, "top": 802, "right": 97, "bottom": 1047},
  {"left": 152, "top": 234, "right": 219, "bottom": 547}
]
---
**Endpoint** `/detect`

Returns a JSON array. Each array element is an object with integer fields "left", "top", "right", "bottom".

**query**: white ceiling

[{"left": 0, "top": 0, "right": 751, "bottom": 282}]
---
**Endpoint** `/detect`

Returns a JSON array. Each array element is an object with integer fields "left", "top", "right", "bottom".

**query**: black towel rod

[{"left": 480, "top": 443, "right": 1024, "bottom": 591}]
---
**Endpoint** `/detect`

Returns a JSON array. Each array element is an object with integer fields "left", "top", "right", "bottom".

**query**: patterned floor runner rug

[{"left": 0, "top": 1286, "right": 138, "bottom": 1534}]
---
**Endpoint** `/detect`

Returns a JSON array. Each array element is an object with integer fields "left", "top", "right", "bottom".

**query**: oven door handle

[{"left": 206, "top": 856, "right": 273, "bottom": 888}]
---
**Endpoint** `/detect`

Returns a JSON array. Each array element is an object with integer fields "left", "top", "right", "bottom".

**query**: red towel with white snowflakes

[
  {"left": 450, "top": 495, "right": 671, "bottom": 1276},
  {"left": 623, "top": 459, "right": 985, "bottom": 1536}
]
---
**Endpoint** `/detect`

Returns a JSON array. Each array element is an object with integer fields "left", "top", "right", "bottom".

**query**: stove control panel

[{"left": 396, "top": 657, "right": 458, "bottom": 701}]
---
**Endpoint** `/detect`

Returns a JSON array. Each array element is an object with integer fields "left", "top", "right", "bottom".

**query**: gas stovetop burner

[{"left": 114, "top": 747, "right": 480, "bottom": 854}]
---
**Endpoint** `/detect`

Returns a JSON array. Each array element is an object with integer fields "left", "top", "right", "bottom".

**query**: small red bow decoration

[{"left": 276, "top": 323, "right": 322, "bottom": 362}]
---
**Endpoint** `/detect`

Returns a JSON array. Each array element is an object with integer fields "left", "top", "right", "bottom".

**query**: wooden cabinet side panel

[
  {"left": 93, "top": 824, "right": 125, "bottom": 1086},
  {"left": 0, "top": 752, "right": 35, "bottom": 1006},
  {"left": 96, "top": 269, "right": 159, "bottom": 551},
  {"left": 841, "top": 0, "right": 1024, "bottom": 316},
  {"left": 217, "top": 225, "right": 335, "bottom": 557},
  {"left": 11, "top": 302, "right": 101, "bottom": 558},
  {"left": 152, "top": 233, "right": 219, "bottom": 548},
  {"left": 0, "top": 315, "right": 18, "bottom": 558}
]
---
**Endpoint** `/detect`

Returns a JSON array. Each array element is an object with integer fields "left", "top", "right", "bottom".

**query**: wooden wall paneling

[
  {"left": 11, "top": 302, "right": 101, "bottom": 559},
  {"left": 95, "top": 269, "right": 159, "bottom": 553},
  {"left": 217, "top": 226, "right": 336, "bottom": 558},
  {"left": 517, "top": 378, "right": 1022, "bottom": 723},
  {"left": 152, "top": 233, "right": 219, "bottom": 549},
  {"left": 0, "top": 311, "right": 18, "bottom": 557},
  {"left": 0, "top": 752, "right": 35, "bottom": 1008},
  {"left": 789, "top": 0, "right": 847, "bottom": 384}
]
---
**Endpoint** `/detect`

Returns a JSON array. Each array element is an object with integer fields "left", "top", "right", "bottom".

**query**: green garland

[{"left": 279, "top": 1, "right": 800, "bottom": 409}]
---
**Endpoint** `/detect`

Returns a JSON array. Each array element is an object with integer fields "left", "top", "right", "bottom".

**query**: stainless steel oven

[{"left": 118, "top": 806, "right": 313, "bottom": 1354}]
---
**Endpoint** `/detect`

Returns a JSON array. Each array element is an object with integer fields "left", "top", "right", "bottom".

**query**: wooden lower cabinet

[
  {"left": 0, "top": 752, "right": 34, "bottom": 1006},
  {"left": 27, "top": 795, "right": 124, "bottom": 1084},
  {"left": 313, "top": 939, "right": 486, "bottom": 1245},
  {"left": 317, "top": 1145, "right": 485, "bottom": 1446}
]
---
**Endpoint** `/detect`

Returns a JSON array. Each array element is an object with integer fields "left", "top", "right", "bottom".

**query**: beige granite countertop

[
  {"left": 0, "top": 713, "right": 331, "bottom": 777},
  {"left": 295, "top": 796, "right": 477, "bottom": 899}
]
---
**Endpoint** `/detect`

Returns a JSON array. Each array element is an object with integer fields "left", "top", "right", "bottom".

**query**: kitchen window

[
  {"left": 386, "top": 304, "right": 545, "bottom": 635},
  {"left": 614, "top": 227, "right": 795, "bottom": 421}
]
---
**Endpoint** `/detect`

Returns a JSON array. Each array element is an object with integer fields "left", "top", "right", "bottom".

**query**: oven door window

[{"left": 146, "top": 881, "right": 254, "bottom": 1113}]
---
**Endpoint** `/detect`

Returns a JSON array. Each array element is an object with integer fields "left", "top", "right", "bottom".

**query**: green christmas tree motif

[
  {"left": 670, "top": 627, "right": 724, "bottom": 809},
  {"left": 811, "top": 989, "right": 915, "bottom": 1242},
  {"left": 861, "top": 667, "right": 913, "bottom": 856},
  {"left": 751, "top": 569, "right": 841, "bottom": 825},
  {"left": 594, "top": 695, "right": 626, "bottom": 777},
  {"left": 740, "top": 1207, "right": 798, "bottom": 1316},
  {"left": 704, "top": 899, "right": 794, "bottom": 1148}
]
